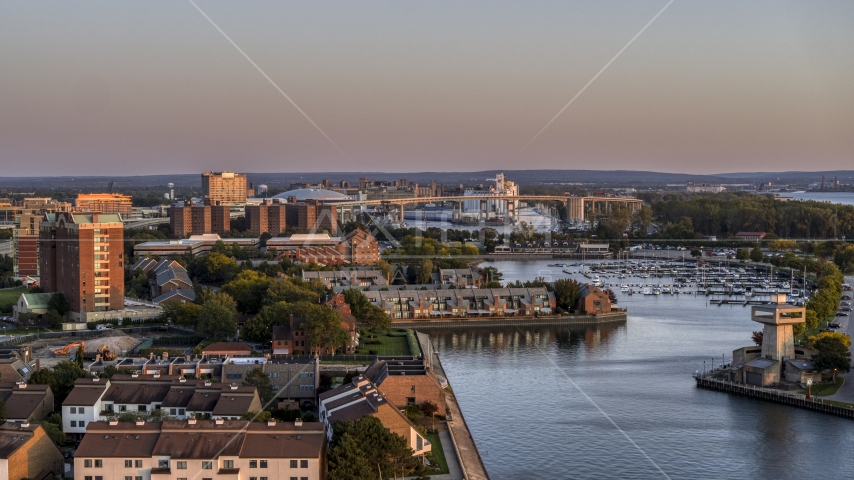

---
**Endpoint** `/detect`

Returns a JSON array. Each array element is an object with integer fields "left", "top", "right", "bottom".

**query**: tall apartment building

[
  {"left": 245, "top": 199, "right": 288, "bottom": 236},
  {"left": 39, "top": 212, "right": 125, "bottom": 321},
  {"left": 283, "top": 199, "right": 337, "bottom": 233},
  {"left": 74, "top": 193, "right": 133, "bottom": 217},
  {"left": 0, "top": 198, "right": 72, "bottom": 277},
  {"left": 169, "top": 202, "right": 230, "bottom": 237},
  {"left": 201, "top": 171, "right": 248, "bottom": 205}
]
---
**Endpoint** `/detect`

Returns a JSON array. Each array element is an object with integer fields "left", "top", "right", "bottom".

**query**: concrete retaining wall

[{"left": 392, "top": 313, "right": 627, "bottom": 329}]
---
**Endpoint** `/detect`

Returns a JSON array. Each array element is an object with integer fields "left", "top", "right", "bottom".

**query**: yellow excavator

[
  {"left": 53, "top": 341, "right": 85, "bottom": 356},
  {"left": 99, "top": 344, "right": 116, "bottom": 361}
]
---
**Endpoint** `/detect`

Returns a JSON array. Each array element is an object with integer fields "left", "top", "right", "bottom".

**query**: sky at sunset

[{"left": 1, "top": 1, "right": 852, "bottom": 176}]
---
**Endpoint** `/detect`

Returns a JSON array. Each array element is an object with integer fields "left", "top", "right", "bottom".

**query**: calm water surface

[
  {"left": 433, "top": 260, "right": 854, "bottom": 479},
  {"left": 784, "top": 191, "right": 854, "bottom": 206}
]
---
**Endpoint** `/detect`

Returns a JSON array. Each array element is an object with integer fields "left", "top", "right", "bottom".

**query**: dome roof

[{"left": 271, "top": 188, "right": 351, "bottom": 201}]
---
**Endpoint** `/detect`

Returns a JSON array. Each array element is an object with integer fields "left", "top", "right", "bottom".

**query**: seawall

[
  {"left": 695, "top": 376, "right": 854, "bottom": 419},
  {"left": 392, "top": 313, "right": 627, "bottom": 329}
]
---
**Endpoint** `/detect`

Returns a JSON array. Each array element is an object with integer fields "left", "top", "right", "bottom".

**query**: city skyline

[{"left": 1, "top": 0, "right": 853, "bottom": 176}]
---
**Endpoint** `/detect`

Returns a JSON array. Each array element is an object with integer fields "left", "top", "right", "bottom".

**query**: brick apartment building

[
  {"left": 0, "top": 422, "right": 64, "bottom": 480},
  {"left": 245, "top": 199, "right": 288, "bottom": 236},
  {"left": 363, "top": 356, "right": 445, "bottom": 409},
  {"left": 0, "top": 197, "right": 73, "bottom": 278},
  {"left": 74, "top": 193, "right": 133, "bottom": 217},
  {"left": 169, "top": 202, "right": 230, "bottom": 237},
  {"left": 39, "top": 211, "right": 125, "bottom": 321},
  {"left": 201, "top": 171, "right": 248, "bottom": 205}
]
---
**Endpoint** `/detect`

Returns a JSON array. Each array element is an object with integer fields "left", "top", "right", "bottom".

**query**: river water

[
  {"left": 432, "top": 260, "right": 854, "bottom": 479},
  {"left": 782, "top": 191, "right": 854, "bottom": 206}
]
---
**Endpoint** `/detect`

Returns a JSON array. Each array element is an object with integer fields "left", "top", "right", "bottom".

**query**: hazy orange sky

[{"left": 1, "top": 1, "right": 852, "bottom": 176}]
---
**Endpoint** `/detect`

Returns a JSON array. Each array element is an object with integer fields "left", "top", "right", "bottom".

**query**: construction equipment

[
  {"left": 53, "top": 341, "right": 85, "bottom": 356},
  {"left": 99, "top": 344, "right": 116, "bottom": 361}
]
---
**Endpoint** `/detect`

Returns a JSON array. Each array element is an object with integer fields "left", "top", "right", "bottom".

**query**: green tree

[
  {"left": 242, "top": 367, "right": 275, "bottom": 406},
  {"left": 481, "top": 266, "right": 503, "bottom": 288},
  {"left": 736, "top": 249, "right": 750, "bottom": 261},
  {"left": 222, "top": 270, "right": 272, "bottom": 314},
  {"left": 750, "top": 246, "right": 764, "bottom": 262},
  {"left": 328, "top": 415, "right": 423, "bottom": 480},
  {"left": 29, "top": 360, "right": 88, "bottom": 410},
  {"left": 162, "top": 302, "right": 203, "bottom": 327},
  {"left": 344, "top": 290, "right": 390, "bottom": 338},
  {"left": 552, "top": 278, "right": 581, "bottom": 312},
  {"left": 127, "top": 268, "right": 151, "bottom": 299},
  {"left": 302, "top": 304, "right": 350, "bottom": 355},
  {"left": 812, "top": 334, "right": 851, "bottom": 381},
  {"left": 197, "top": 291, "right": 238, "bottom": 340},
  {"left": 416, "top": 259, "right": 434, "bottom": 285},
  {"left": 75, "top": 345, "right": 84, "bottom": 368},
  {"left": 264, "top": 278, "right": 319, "bottom": 305},
  {"left": 48, "top": 293, "right": 68, "bottom": 317}
]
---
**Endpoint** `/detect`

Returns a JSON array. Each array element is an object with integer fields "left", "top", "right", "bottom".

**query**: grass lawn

[
  {"left": 0, "top": 287, "right": 26, "bottom": 314},
  {"left": 798, "top": 314, "right": 836, "bottom": 342},
  {"left": 425, "top": 431, "right": 450, "bottom": 476},
  {"left": 799, "top": 377, "right": 845, "bottom": 397},
  {"left": 355, "top": 330, "right": 412, "bottom": 356}
]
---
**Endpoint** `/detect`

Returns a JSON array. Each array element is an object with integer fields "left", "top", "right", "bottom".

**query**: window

[
  {"left": 170, "top": 408, "right": 177, "bottom": 415},
  {"left": 202, "top": 461, "right": 212, "bottom": 469},
  {"left": 81, "top": 421, "right": 86, "bottom": 428},
  {"left": 290, "top": 477, "right": 298, "bottom": 480},
  {"left": 84, "top": 460, "right": 92, "bottom": 468},
  {"left": 80, "top": 407, "right": 85, "bottom": 414},
  {"left": 299, "top": 385, "right": 314, "bottom": 391},
  {"left": 85, "top": 477, "right": 92, "bottom": 480},
  {"left": 125, "top": 477, "right": 132, "bottom": 480},
  {"left": 226, "top": 373, "right": 243, "bottom": 379},
  {"left": 95, "top": 460, "right": 103, "bottom": 468},
  {"left": 260, "top": 460, "right": 267, "bottom": 468},
  {"left": 125, "top": 460, "right": 132, "bottom": 468},
  {"left": 269, "top": 372, "right": 278, "bottom": 378},
  {"left": 135, "top": 477, "right": 142, "bottom": 480},
  {"left": 406, "top": 397, "right": 417, "bottom": 406},
  {"left": 158, "top": 460, "right": 169, "bottom": 468},
  {"left": 290, "top": 460, "right": 298, "bottom": 468},
  {"left": 299, "top": 372, "right": 314, "bottom": 378},
  {"left": 250, "top": 460, "right": 257, "bottom": 468},
  {"left": 138, "top": 405, "right": 147, "bottom": 412},
  {"left": 70, "top": 421, "right": 77, "bottom": 427},
  {"left": 95, "top": 477, "right": 103, "bottom": 480},
  {"left": 177, "top": 461, "right": 187, "bottom": 469},
  {"left": 135, "top": 460, "right": 143, "bottom": 468},
  {"left": 300, "top": 460, "right": 308, "bottom": 468},
  {"left": 178, "top": 478, "right": 187, "bottom": 480},
  {"left": 70, "top": 407, "right": 77, "bottom": 413},
  {"left": 179, "top": 408, "right": 185, "bottom": 415},
  {"left": 223, "top": 460, "right": 234, "bottom": 468},
  {"left": 301, "top": 477, "right": 308, "bottom": 480},
  {"left": 120, "top": 405, "right": 127, "bottom": 412}
]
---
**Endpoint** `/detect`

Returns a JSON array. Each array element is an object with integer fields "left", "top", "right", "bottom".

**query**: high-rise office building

[
  {"left": 39, "top": 212, "right": 125, "bottom": 320},
  {"left": 201, "top": 171, "right": 247, "bottom": 205}
]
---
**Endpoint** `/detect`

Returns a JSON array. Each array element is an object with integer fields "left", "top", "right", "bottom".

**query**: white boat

[
  {"left": 642, "top": 286, "right": 653, "bottom": 295},
  {"left": 653, "top": 287, "right": 662, "bottom": 295},
  {"left": 621, "top": 285, "right": 629, "bottom": 292}
]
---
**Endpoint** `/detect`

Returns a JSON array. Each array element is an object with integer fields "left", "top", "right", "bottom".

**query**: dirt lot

[{"left": 33, "top": 332, "right": 145, "bottom": 360}]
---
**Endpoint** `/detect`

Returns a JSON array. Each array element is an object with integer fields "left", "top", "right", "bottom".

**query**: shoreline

[{"left": 392, "top": 312, "right": 627, "bottom": 329}]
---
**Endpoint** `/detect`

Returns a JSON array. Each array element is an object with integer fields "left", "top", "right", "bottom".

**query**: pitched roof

[
  {"left": 0, "top": 423, "right": 40, "bottom": 458},
  {"left": 76, "top": 422, "right": 161, "bottom": 458},
  {"left": 19, "top": 293, "right": 53, "bottom": 309},
  {"left": 152, "top": 289, "right": 196, "bottom": 304}
]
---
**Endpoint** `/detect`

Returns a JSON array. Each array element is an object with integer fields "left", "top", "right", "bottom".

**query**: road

[{"left": 827, "top": 276, "right": 854, "bottom": 403}]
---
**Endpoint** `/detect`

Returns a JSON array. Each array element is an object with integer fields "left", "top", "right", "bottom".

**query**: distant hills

[{"left": 0, "top": 169, "right": 852, "bottom": 190}]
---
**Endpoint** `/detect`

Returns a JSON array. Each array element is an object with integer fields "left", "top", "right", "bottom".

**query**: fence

[{"left": 695, "top": 375, "right": 854, "bottom": 419}]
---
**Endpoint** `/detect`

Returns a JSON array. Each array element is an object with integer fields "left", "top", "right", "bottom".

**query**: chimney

[
  {"left": 294, "top": 419, "right": 303, "bottom": 427},
  {"left": 162, "top": 352, "right": 169, "bottom": 360},
  {"left": 149, "top": 352, "right": 155, "bottom": 361},
  {"left": 35, "top": 358, "right": 40, "bottom": 371}
]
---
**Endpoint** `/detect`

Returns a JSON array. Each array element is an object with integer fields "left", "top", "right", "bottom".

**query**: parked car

[
  {"left": 829, "top": 323, "right": 841, "bottom": 328},
  {"left": 836, "top": 312, "right": 849, "bottom": 317}
]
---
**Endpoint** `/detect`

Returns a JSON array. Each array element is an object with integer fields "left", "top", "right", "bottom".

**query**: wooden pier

[{"left": 695, "top": 376, "right": 854, "bottom": 419}]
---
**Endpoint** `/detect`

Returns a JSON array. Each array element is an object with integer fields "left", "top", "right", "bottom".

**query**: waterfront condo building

[
  {"left": 75, "top": 193, "right": 133, "bottom": 217},
  {"left": 39, "top": 212, "right": 125, "bottom": 321},
  {"left": 74, "top": 419, "right": 325, "bottom": 480},
  {"left": 202, "top": 171, "right": 248, "bottom": 205}
]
